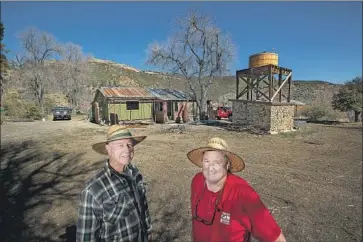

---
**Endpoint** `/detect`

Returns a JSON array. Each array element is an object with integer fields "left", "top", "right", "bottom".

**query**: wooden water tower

[
  {"left": 235, "top": 51, "right": 292, "bottom": 103},
  {"left": 249, "top": 52, "right": 278, "bottom": 68},
  {"left": 229, "top": 51, "right": 295, "bottom": 133}
]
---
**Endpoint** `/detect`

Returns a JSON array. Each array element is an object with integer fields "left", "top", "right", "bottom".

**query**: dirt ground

[{"left": 1, "top": 117, "right": 362, "bottom": 242}]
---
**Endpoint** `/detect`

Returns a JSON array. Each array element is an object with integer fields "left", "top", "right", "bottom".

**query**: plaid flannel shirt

[{"left": 76, "top": 160, "right": 152, "bottom": 242}]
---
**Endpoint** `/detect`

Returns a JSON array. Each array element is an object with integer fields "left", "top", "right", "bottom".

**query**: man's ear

[
  {"left": 226, "top": 161, "right": 231, "bottom": 171},
  {"left": 105, "top": 144, "right": 110, "bottom": 154}
]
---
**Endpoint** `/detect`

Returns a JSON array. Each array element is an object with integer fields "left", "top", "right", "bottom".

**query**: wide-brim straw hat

[
  {"left": 187, "top": 137, "right": 245, "bottom": 172},
  {"left": 92, "top": 125, "right": 147, "bottom": 155}
]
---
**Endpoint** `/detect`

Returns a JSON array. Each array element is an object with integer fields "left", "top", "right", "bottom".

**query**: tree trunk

[
  {"left": 0, "top": 76, "right": 5, "bottom": 108},
  {"left": 73, "top": 90, "right": 78, "bottom": 113},
  {"left": 39, "top": 87, "right": 45, "bottom": 118},
  {"left": 198, "top": 86, "right": 208, "bottom": 120},
  {"left": 198, "top": 103, "right": 206, "bottom": 120},
  {"left": 354, "top": 111, "right": 361, "bottom": 122}
]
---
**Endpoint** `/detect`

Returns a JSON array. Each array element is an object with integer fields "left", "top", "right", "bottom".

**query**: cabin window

[
  {"left": 126, "top": 101, "right": 139, "bottom": 110},
  {"left": 175, "top": 102, "right": 179, "bottom": 111}
]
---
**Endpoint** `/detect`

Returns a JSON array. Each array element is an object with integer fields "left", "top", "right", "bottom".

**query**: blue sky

[{"left": 2, "top": 1, "right": 362, "bottom": 84}]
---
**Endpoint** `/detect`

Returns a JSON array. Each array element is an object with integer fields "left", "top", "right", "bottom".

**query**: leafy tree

[{"left": 332, "top": 77, "right": 362, "bottom": 122}]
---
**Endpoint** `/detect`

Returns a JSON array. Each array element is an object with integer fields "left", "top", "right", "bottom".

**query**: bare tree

[
  {"left": 146, "top": 10, "right": 236, "bottom": 120},
  {"left": 58, "top": 42, "right": 92, "bottom": 111},
  {"left": 15, "top": 28, "right": 61, "bottom": 116}
]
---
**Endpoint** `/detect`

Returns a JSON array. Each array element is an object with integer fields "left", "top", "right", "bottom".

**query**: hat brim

[
  {"left": 92, "top": 135, "right": 147, "bottom": 155},
  {"left": 187, "top": 147, "right": 245, "bottom": 172}
]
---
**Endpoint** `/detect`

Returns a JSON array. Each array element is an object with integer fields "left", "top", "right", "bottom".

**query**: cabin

[
  {"left": 92, "top": 87, "right": 158, "bottom": 124},
  {"left": 147, "top": 88, "right": 197, "bottom": 123},
  {"left": 91, "top": 86, "right": 197, "bottom": 124}
]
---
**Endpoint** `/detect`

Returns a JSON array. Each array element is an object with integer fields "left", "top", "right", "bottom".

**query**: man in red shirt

[{"left": 187, "top": 137, "right": 287, "bottom": 242}]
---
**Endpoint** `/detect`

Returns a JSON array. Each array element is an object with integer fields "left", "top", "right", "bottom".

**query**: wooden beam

[
  {"left": 237, "top": 86, "right": 247, "bottom": 99},
  {"left": 237, "top": 65, "right": 292, "bottom": 76},
  {"left": 245, "top": 86, "right": 271, "bottom": 101},
  {"left": 238, "top": 74, "right": 267, "bottom": 98},
  {"left": 255, "top": 89, "right": 270, "bottom": 101},
  {"left": 269, "top": 66, "right": 273, "bottom": 101},
  {"left": 246, "top": 77, "right": 250, "bottom": 100},
  {"left": 288, "top": 73, "right": 292, "bottom": 102},
  {"left": 278, "top": 70, "right": 282, "bottom": 102},
  {"left": 272, "top": 66, "right": 292, "bottom": 75},
  {"left": 271, "top": 72, "right": 292, "bottom": 101},
  {"left": 261, "top": 79, "right": 288, "bottom": 100},
  {"left": 236, "top": 75, "right": 250, "bottom": 99},
  {"left": 256, "top": 77, "right": 260, "bottom": 100},
  {"left": 237, "top": 74, "right": 267, "bottom": 100},
  {"left": 250, "top": 77, "right": 253, "bottom": 100},
  {"left": 236, "top": 71, "right": 239, "bottom": 99}
]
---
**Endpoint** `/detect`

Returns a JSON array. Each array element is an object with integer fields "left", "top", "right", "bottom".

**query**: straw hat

[
  {"left": 92, "top": 125, "right": 147, "bottom": 155},
  {"left": 187, "top": 137, "right": 245, "bottom": 172}
]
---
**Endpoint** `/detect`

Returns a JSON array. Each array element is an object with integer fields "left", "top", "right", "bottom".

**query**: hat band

[
  {"left": 206, "top": 143, "right": 227, "bottom": 151},
  {"left": 107, "top": 130, "right": 133, "bottom": 141}
]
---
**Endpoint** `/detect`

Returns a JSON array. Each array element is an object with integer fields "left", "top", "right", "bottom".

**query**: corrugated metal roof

[
  {"left": 147, "top": 88, "right": 195, "bottom": 101},
  {"left": 99, "top": 87, "right": 155, "bottom": 99},
  {"left": 288, "top": 99, "right": 306, "bottom": 105}
]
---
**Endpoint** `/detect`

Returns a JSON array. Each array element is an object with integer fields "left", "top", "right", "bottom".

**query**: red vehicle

[{"left": 216, "top": 106, "right": 232, "bottom": 120}]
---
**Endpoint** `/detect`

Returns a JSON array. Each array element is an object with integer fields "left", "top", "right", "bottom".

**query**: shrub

[
  {"left": 3, "top": 89, "right": 42, "bottom": 120},
  {"left": 301, "top": 104, "right": 341, "bottom": 121},
  {"left": 3, "top": 89, "right": 28, "bottom": 118},
  {"left": 25, "top": 103, "right": 42, "bottom": 120},
  {"left": 44, "top": 93, "right": 69, "bottom": 113}
]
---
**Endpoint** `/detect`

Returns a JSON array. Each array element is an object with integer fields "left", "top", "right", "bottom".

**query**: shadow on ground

[
  {"left": 193, "top": 120, "right": 271, "bottom": 135},
  {"left": 0, "top": 140, "right": 103, "bottom": 242},
  {"left": 0, "top": 140, "right": 190, "bottom": 242},
  {"left": 56, "top": 185, "right": 189, "bottom": 242},
  {"left": 59, "top": 224, "right": 77, "bottom": 242},
  {"left": 146, "top": 180, "right": 190, "bottom": 242},
  {"left": 323, "top": 124, "right": 362, "bottom": 131},
  {"left": 304, "top": 120, "right": 362, "bottom": 131},
  {"left": 306, "top": 120, "right": 346, "bottom": 125}
]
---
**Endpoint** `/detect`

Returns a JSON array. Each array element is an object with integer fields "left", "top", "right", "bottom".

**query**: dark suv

[{"left": 52, "top": 106, "right": 72, "bottom": 121}]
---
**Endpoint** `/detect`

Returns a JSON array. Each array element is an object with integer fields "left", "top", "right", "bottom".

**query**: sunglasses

[{"left": 193, "top": 183, "right": 225, "bottom": 225}]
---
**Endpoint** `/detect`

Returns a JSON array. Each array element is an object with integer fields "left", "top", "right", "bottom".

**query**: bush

[
  {"left": 25, "top": 103, "right": 42, "bottom": 120},
  {"left": 3, "top": 90, "right": 28, "bottom": 117},
  {"left": 44, "top": 93, "right": 69, "bottom": 113},
  {"left": 301, "top": 104, "right": 340, "bottom": 121},
  {"left": 2, "top": 89, "right": 42, "bottom": 120}
]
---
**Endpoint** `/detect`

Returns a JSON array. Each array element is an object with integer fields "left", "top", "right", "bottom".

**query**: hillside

[
  {"left": 87, "top": 58, "right": 186, "bottom": 90},
  {"left": 3, "top": 57, "right": 343, "bottom": 116},
  {"left": 86, "top": 58, "right": 342, "bottom": 106}
]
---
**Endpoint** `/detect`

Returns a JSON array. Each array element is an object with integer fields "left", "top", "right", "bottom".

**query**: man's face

[
  {"left": 105, "top": 138, "right": 134, "bottom": 166},
  {"left": 202, "top": 150, "right": 228, "bottom": 184}
]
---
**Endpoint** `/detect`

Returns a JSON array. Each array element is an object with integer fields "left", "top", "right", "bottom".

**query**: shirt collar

[{"left": 105, "top": 159, "right": 132, "bottom": 178}]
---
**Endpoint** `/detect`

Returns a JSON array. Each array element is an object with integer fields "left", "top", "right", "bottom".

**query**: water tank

[{"left": 249, "top": 52, "right": 278, "bottom": 68}]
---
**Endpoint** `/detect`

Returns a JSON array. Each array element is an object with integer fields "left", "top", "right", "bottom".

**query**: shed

[
  {"left": 283, "top": 99, "right": 306, "bottom": 118},
  {"left": 92, "top": 87, "right": 158, "bottom": 124},
  {"left": 147, "top": 88, "right": 197, "bottom": 122}
]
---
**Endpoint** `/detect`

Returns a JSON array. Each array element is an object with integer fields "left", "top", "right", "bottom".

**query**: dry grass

[{"left": 1, "top": 120, "right": 361, "bottom": 241}]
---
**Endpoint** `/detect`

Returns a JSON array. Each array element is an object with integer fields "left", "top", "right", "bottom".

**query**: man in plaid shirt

[{"left": 76, "top": 125, "right": 152, "bottom": 242}]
